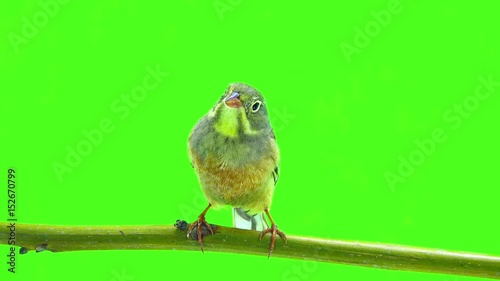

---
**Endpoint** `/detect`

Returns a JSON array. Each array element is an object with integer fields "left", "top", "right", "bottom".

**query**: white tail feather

[{"left": 232, "top": 208, "right": 268, "bottom": 231}]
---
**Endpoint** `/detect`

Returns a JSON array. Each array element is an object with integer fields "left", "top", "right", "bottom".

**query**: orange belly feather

[{"left": 192, "top": 151, "right": 276, "bottom": 213}]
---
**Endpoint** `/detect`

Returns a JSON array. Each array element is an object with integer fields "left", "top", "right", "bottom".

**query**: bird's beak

[{"left": 225, "top": 92, "right": 242, "bottom": 108}]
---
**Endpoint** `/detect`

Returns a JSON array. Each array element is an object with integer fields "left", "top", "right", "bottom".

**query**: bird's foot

[
  {"left": 187, "top": 215, "right": 215, "bottom": 253},
  {"left": 259, "top": 224, "right": 287, "bottom": 257}
]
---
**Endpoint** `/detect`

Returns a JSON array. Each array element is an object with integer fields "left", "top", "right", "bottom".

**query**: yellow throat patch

[
  {"left": 214, "top": 106, "right": 241, "bottom": 138},
  {"left": 211, "top": 103, "right": 262, "bottom": 138}
]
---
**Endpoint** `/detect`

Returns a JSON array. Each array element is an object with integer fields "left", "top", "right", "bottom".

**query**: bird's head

[{"left": 209, "top": 83, "right": 271, "bottom": 138}]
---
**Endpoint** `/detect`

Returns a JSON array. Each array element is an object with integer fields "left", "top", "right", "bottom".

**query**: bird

[{"left": 187, "top": 82, "right": 286, "bottom": 256}]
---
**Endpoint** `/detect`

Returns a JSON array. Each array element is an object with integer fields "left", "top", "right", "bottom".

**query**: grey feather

[{"left": 233, "top": 208, "right": 268, "bottom": 231}]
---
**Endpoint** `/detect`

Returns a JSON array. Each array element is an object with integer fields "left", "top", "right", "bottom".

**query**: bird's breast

[
  {"left": 195, "top": 152, "right": 276, "bottom": 209},
  {"left": 189, "top": 136, "right": 278, "bottom": 210}
]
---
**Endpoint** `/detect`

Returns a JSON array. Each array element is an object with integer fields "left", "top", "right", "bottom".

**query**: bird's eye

[{"left": 251, "top": 101, "right": 262, "bottom": 112}]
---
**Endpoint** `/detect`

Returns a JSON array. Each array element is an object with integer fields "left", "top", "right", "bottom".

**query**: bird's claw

[
  {"left": 259, "top": 224, "right": 287, "bottom": 257},
  {"left": 187, "top": 216, "right": 214, "bottom": 253}
]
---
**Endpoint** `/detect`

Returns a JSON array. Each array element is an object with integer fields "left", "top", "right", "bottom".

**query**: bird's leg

[
  {"left": 259, "top": 208, "right": 287, "bottom": 257},
  {"left": 187, "top": 203, "right": 214, "bottom": 252}
]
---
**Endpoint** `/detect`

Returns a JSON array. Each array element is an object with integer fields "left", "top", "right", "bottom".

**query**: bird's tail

[{"left": 232, "top": 208, "right": 268, "bottom": 231}]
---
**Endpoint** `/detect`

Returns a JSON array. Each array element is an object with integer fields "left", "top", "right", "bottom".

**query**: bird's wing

[
  {"left": 272, "top": 166, "right": 279, "bottom": 186},
  {"left": 270, "top": 129, "right": 279, "bottom": 186}
]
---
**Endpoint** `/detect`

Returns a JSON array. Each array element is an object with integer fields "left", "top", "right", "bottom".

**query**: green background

[{"left": 1, "top": 0, "right": 499, "bottom": 280}]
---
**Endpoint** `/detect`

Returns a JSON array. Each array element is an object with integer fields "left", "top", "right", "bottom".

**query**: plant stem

[{"left": 1, "top": 223, "right": 499, "bottom": 279}]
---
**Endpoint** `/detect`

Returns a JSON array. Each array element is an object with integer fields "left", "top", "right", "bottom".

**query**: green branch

[{"left": 1, "top": 222, "right": 499, "bottom": 279}]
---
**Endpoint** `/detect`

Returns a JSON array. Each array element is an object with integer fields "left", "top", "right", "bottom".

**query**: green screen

[{"left": 1, "top": 0, "right": 499, "bottom": 280}]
